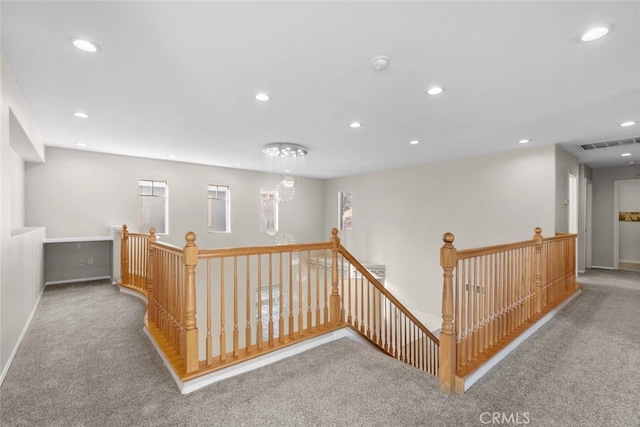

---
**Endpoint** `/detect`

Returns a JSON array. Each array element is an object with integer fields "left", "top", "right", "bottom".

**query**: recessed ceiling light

[
  {"left": 518, "top": 139, "right": 531, "bottom": 144},
  {"left": 167, "top": 154, "right": 176, "bottom": 158},
  {"left": 621, "top": 153, "right": 632, "bottom": 157},
  {"left": 350, "top": 122, "right": 361, "bottom": 128},
  {"left": 426, "top": 87, "right": 444, "bottom": 96},
  {"left": 235, "top": 163, "right": 242, "bottom": 166},
  {"left": 619, "top": 121, "right": 638, "bottom": 127},
  {"left": 255, "top": 93, "right": 269, "bottom": 101},
  {"left": 72, "top": 38, "right": 100, "bottom": 53},
  {"left": 74, "top": 142, "right": 87, "bottom": 147},
  {"left": 72, "top": 111, "right": 89, "bottom": 118},
  {"left": 409, "top": 140, "right": 420, "bottom": 145},
  {"left": 629, "top": 161, "right": 636, "bottom": 165},
  {"left": 580, "top": 25, "right": 613, "bottom": 42}
]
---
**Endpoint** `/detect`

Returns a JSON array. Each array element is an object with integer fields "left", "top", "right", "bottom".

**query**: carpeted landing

[{"left": 1, "top": 269, "right": 639, "bottom": 426}]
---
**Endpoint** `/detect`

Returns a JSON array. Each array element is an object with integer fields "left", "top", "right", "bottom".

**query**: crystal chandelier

[{"left": 262, "top": 142, "right": 308, "bottom": 158}]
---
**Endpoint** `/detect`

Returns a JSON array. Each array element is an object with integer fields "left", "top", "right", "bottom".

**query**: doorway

[{"left": 613, "top": 179, "right": 640, "bottom": 271}]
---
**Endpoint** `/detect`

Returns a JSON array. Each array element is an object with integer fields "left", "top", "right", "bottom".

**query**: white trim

[
  {"left": 44, "top": 236, "right": 113, "bottom": 243},
  {"left": 590, "top": 266, "right": 614, "bottom": 270},
  {"left": 118, "top": 286, "right": 148, "bottom": 303},
  {"left": 0, "top": 285, "right": 46, "bottom": 387},
  {"left": 45, "top": 275, "right": 112, "bottom": 286},
  {"left": 146, "top": 327, "right": 375, "bottom": 395},
  {"left": 463, "top": 290, "right": 581, "bottom": 392}
]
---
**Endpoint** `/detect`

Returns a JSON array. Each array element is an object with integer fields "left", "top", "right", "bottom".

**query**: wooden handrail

[
  {"left": 149, "top": 240, "right": 185, "bottom": 257},
  {"left": 456, "top": 239, "right": 536, "bottom": 260},
  {"left": 197, "top": 242, "right": 332, "bottom": 258}
]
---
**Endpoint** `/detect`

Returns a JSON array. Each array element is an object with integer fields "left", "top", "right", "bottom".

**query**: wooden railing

[
  {"left": 119, "top": 225, "right": 576, "bottom": 394},
  {"left": 118, "top": 224, "right": 149, "bottom": 297},
  {"left": 438, "top": 228, "right": 578, "bottom": 395},
  {"left": 118, "top": 226, "right": 439, "bottom": 382}
]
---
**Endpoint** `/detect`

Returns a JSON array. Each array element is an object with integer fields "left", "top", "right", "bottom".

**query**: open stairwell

[{"left": 118, "top": 226, "right": 578, "bottom": 395}]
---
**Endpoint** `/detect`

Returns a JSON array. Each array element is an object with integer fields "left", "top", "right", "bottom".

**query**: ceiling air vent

[{"left": 579, "top": 136, "right": 640, "bottom": 151}]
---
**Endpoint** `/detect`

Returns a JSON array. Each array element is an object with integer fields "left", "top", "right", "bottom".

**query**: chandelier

[{"left": 262, "top": 142, "right": 308, "bottom": 158}]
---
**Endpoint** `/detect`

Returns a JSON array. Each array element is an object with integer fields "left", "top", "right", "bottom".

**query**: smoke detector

[{"left": 372, "top": 55, "right": 390, "bottom": 71}]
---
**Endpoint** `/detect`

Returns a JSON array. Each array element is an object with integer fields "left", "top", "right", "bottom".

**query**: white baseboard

[
  {"left": 0, "top": 285, "right": 46, "bottom": 387},
  {"left": 45, "top": 275, "right": 112, "bottom": 286},
  {"left": 118, "top": 286, "right": 148, "bottom": 303},
  {"left": 145, "top": 327, "right": 375, "bottom": 395},
  {"left": 590, "top": 266, "right": 613, "bottom": 270},
  {"left": 463, "top": 289, "right": 582, "bottom": 392}
]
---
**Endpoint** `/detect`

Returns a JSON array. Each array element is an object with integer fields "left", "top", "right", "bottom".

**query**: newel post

[
  {"left": 120, "top": 225, "right": 130, "bottom": 286},
  {"left": 147, "top": 228, "right": 157, "bottom": 322},
  {"left": 439, "top": 232, "right": 457, "bottom": 395},
  {"left": 533, "top": 227, "right": 544, "bottom": 314},
  {"left": 329, "top": 228, "right": 342, "bottom": 325},
  {"left": 183, "top": 231, "right": 199, "bottom": 373}
]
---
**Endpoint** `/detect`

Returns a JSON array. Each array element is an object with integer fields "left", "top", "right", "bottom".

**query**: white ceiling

[{"left": 2, "top": 1, "right": 639, "bottom": 179}]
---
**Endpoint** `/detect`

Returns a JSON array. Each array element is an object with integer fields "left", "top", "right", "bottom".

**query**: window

[
  {"left": 208, "top": 185, "right": 230, "bottom": 233},
  {"left": 138, "top": 180, "right": 168, "bottom": 234},
  {"left": 260, "top": 188, "right": 278, "bottom": 235},
  {"left": 339, "top": 191, "right": 352, "bottom": 230}
]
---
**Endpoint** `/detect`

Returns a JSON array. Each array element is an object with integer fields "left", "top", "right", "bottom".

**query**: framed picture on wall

[{"left": 339, "top": 191, "right": 352, "bottom": 230}]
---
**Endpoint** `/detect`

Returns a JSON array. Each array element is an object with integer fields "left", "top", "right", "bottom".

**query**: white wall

[
  {"left": 1, "top": 56, "right": 46, "bottom": 383},
  {"left": 25, "top": 147, "right": 327, "bottom": 249},
  {"left": 324, "top": 144, "right": 557, "bottom": 319},
  {"left": 592, "top": 164, "right": 640, "bottom": 268},
  {"left": 555, "top": 145, "right": 580, "bottom": 234}
]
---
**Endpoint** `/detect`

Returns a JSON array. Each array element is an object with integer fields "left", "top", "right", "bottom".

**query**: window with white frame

[
  {"left": 208, "top": 185, "right": 230, "bottom": 233},
  {"left": 138, "top": 180, "right": 168, "bottom": 234}
]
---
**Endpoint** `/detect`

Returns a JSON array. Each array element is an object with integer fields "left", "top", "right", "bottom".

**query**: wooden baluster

[
  {"left": 533, "top": 227, "right": 543, "bottom": 314},
  {"left": 147, "top": 229, "right": 156, "bottom": 325},
  {"left": 323, "top": 250, "right": 328, "bottom": 325},
  {"left": 394, "top": 306, "right": 399, "bottom": 359},
  {"left": 182, "top": 231, "right": 199, "bottom": 373},
  {"left": 233, "top": 256, "right": 239, "bottom": 358},
  {"left": 307, "top": 250, "right": 312, "bottom": 332},
  {"left": 288, "top": 252, "right": 294, "bottom": 339},
  {"left": 206, "top": 259, "right": 213, "bottom": 365},
  {"left": 315, "top": 251, "right": 320, "bottom": 329},
  {"left": 298, "top": 252, "right": 303, "bottom": 335},
  {"left": 346, "top": 255, "right": 352, "bottom": 325},
  {"left": 460, "top": 259, "right": 467, "bottom": 366},
  {"left": 246, "top": 255, "right": 251, "bottom": 354},
  {"left": 472, "top": 257, "right": 478, "bottom": 359},
  {"left": 329, "top": 228, "right": 341, "bottom": 325},
  {"left": 372, "top": 286, "right": 378, "bottom": 344},
  {"left": 278, "top": 253, "right": 284, "bottom": 342},
  {"left": 220, "top": 257, "right": 226, "bottom": 362},
  {"left": 386, "top": 297, "right": 391, "bottom": 354},
  {"left": 257, "top": 255, "right": 264, "bottom": 350},
  {"left": 366, "top": 280, "right": 371, "bottom": 338},
  {"left": 439, "top": 232, "right": 457, "bottom": 396},
  {"left": 339, "top": 254, "right": 345, "bottom": 323}
]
